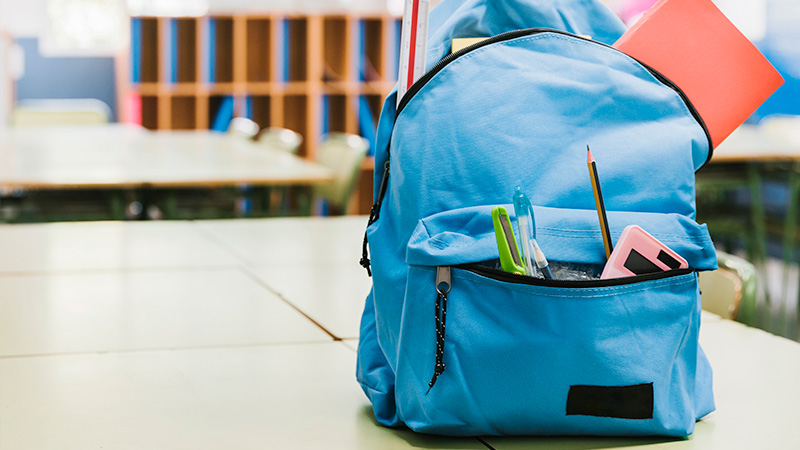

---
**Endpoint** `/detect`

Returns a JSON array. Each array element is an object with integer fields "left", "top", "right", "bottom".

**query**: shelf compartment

[
  {"left": 284, "top": 18, "right": 309, "bottom": 82},
  {"left": 249, "top": 95, "right": 272, "bottom": 129},
  {"left": 246, "top": 18, "right": 273, "bottom": 83},
  {"left": 209, "top": 95, "right": 235, "bottom": 131},
  {"left": 322, "top": 94, "right": 349, "bottom": 134},
  {"left": 175, "top": 18, "right": 199, "bottom": 83},
  {"left": 360, "top": 19, "right": 385, "bottom": 81},
  {"left": 283, "top": 95, "right": 309, "bottom": 156},
  {"left": 389, "top": 17, "right": 402, "bottom": 82},
  {"left": 358, "top": 94, "right": 381, "bottom": 155},
  {"left": 210, "top": 17, "right": 235, "bottom": 83},
  {"left": 171, "top": 96, "right": 198, "bottom": 130},
  {"left": 141, "top": 95, "right": 160, "bottom": 130},
  {"left": 323, "top": 16, "right": 350, "bottom": 82},
  {"left": 140, "top": 18, "right": 160, "bottom": 83}
]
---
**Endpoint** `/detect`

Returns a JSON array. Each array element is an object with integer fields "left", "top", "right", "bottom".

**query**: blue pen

[{"left": 513, "top": 187, "right": 553, "bottom": 279}]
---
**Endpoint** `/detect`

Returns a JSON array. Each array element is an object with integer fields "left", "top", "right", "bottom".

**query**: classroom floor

[{"left": 2, "top": 217, "right": 800, "bottom": 449}]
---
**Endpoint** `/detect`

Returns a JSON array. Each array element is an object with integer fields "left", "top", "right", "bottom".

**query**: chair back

[
  {"left": 227, "top": 117, "right": 259, "bottom": 139},
  {"left": 699, "top": 250, "right": 758, "bottom": 322},
  {"left": 257, "top": 127, "right": 303, "bottom": 154},
  {"left": 313, "top": 133, "right": 369, "bottom": 214}
]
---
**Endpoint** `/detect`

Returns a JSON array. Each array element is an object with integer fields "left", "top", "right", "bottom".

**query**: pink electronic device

[{"left": 600, "top": 225, "right": 688, "bottom": 279}]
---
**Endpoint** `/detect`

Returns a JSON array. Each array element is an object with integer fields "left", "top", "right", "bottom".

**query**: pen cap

[{"left": 513, "top": 187, "right": 536, "bottom": 239}]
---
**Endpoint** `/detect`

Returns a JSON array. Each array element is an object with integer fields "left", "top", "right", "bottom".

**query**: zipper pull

[
  {"left": 428, "top": 266, "right": 451, "bottom": 394},
  {"left": 436, "top": 266, "right": 451, "bottom": 295}
]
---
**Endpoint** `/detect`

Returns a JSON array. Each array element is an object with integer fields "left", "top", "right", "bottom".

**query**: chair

[
  {"left": 254, "top": 128, "right": 303, "bottom": 215},
  {"left": 256, "top": 127, "right": 303, "bottom": 154},
  {"left": 699, "top": 250, "right": 758, "bottom": 324},
  {"left": 695, "top": 153, "right": 769, "bottom": 305},
  {"left": 227, "top": 117, "right": 260, "bottom": 139},
  {"left": 312, "top": 133, "right": 369, "bottom": 215},
  {"left": 11, "top": 98, "right": 111, "bottom": 126}
]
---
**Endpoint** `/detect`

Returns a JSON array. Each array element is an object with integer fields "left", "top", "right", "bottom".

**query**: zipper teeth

[
  {"left": 396, "top": 28, "right": 546, "bottom": 114},
  {"left": 458, "top": 263, "right": 693, "bottom": 289},
  {"left": 394, "top": 28, "right": 713, "bottom": 168}
]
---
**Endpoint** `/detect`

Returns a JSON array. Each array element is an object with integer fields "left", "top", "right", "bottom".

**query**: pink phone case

[{"left": 600, "top": 225, "right": 688, "bottom": 279}]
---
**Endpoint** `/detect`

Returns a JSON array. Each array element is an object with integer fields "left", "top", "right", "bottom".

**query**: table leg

[
  {"left": 109, "top": 191, "right": 125, "bottom": 220},
  {"left": 261, "top": 186, "right": 272, "bottom": 216},
  {"left": 787, "top": 167, "right": 800, "bottom": 340},
  {"left": 747, "top": 163, "right": 771, "bottom": 328},
  {"left": 164, "top": 190, "right": 178, "bottom": 220},
  {"left": 296, "top": 186, "right": 313, "bottom": 216}
]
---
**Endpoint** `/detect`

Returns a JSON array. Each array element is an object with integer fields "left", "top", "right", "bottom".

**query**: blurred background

[{"left": 0, "top": 0, "right": 798, "bottom": 339}]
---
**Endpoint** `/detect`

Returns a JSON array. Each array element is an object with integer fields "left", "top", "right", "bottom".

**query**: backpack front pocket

[{"left": 394, "top": 205, "right": 716, "bottom": 437}]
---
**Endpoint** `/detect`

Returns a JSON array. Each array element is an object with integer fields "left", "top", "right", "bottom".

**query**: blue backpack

[{"left": 357, "top": 0, "right": 717, "bottom": 437}]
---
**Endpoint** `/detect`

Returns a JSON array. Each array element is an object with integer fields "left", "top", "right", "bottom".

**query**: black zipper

[
  {"left": 394, "top": 28, "right": 713, "bottom": 169},
  {"left": 360, "top": 160, "right": 392, "bottom": 276},
  {"left": 458, "top": 263, "right": 693, "bottom": 288}
]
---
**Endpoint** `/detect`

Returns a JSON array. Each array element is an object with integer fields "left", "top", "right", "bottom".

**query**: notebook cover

[{"left": 613, "top": 0, "right": 783, "bottom": 148}]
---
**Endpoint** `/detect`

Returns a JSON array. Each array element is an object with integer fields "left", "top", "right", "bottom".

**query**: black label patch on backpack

[{"left": 566, "top": 383, "right": 654, "bottom": 419}]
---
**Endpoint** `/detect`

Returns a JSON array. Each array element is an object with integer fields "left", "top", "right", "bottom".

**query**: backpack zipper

[
  {"left": 458, "top": 263, "right": 693, "bottom": 288},
  {"left": 394, "top": 28, "right": 713, "bottom": 169},
  {"left": 360, "top": 160, "right": 391, "bottom": 276}
]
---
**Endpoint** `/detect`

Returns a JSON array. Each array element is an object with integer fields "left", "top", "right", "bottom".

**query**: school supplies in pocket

[
  {"left": 491, "top": 206, "right": 526, "bottom": 275},
  {"left": 601, "top": 224, "right": 689, "bottom": 279}
]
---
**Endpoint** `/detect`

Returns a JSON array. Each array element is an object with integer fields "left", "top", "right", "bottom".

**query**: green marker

[{"left": 492, "top": 206, "right": 526, "bottom": 275}]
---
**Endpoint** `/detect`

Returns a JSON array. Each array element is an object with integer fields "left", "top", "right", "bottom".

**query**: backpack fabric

[{"left": 357, "top": 0, "right": 717, "bottom": 437}]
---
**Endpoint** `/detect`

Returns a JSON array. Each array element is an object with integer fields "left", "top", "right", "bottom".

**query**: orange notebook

[{"left": 613, "top": 0, "right": 783, "bottom": 148}]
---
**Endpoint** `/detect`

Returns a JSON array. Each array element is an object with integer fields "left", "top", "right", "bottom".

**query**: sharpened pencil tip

[{"left": 587, "top": 146, "right": 595, "bottom": 164}]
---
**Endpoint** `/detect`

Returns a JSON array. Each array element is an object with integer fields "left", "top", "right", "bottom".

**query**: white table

[
  {"left": 0, "top": 217, "right": 798, "bottom": 449},
  {"left": 713, "top": 121, "right": 800, "bottom": 163},
  {"left": 0, "top": 125, "right": 332, "bottom": 190}
]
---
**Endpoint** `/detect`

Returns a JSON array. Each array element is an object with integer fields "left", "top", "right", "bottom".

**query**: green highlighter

[{"left": 491, "top": 206, "right": 526, "bottom": 275}]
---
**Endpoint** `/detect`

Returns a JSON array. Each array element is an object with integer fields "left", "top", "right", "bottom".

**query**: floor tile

[
  {"left": 341, "top": 339, "right": 358, "bottom": 352},
  {"left": 0, "top": 268, "right": 329, "bottom": 357},
  {"left": 249, "top": 263, "right": 372, "bottom": 339},
  {"left": 0, "top": 221, "right": 240, "bottom": 273},
  {"left": 0, "top": 343, "right": 486, "bottom": 450},
  {"left": 196, "top": 216, "right": 368, "bottom": 265}
]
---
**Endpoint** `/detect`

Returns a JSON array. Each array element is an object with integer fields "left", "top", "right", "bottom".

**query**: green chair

[
  {"left": 255, "top": 128, "right": 304, "bottom": 215},
  {"left": 227, "top": 117, "right": 260, "bottom": 139},
  {"left": 256, "top": 127, "right": 303, "bottom": 154},
  {"left": 312, "top": 133, "right": 369, "bottom": 215},
  {"left": 699, "top": 250, "right": 758, "bottom": 324}
]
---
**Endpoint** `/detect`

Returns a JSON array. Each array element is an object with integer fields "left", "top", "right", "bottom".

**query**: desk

[
  {"left": 0, "top": 125, "right": 333, "bottom": 220},
  {"left": 0, "top": 217, "right": 798, "bottom": 449},
  {"left": 0, "top": 125, "right": 332, "bottom": 190},
  {"left": 713, "top": 122, "right": 800, "bottom": 163}
]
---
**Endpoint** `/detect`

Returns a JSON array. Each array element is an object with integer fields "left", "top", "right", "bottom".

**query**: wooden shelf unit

[{"left": 130, "top": 14, "right": 399, "bottom": 212}]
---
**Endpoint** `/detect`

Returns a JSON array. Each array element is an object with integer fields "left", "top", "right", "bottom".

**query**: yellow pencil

[{"left": 587, "top": 146, "right": 613, "bottom": 259}]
